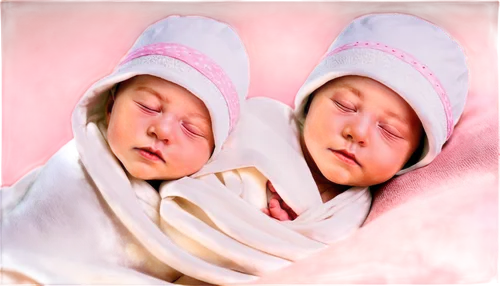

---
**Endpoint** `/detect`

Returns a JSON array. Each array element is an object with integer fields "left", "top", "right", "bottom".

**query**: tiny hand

[{"left": 262, "top": 181, "right": 298, "bottom": 221}]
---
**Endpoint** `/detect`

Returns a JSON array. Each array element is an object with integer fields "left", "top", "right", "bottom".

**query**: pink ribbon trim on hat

[
  {"left": 120, "top": 43, "right": 240, "bottom": 132},
  {"left": 326, "top": 41, "right": 454, "bottom": 139}
]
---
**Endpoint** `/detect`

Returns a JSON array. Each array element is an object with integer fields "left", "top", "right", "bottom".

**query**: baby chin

[
  {"left": 320, "top": 162, "right": 358, "bottom": 185},
  {"left": 121, "top": 159, "right": 165, "bottom": 181}
]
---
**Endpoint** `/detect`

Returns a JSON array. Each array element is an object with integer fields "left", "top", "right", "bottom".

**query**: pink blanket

[{"left": 256, "top": 170, "right": 497, "bottom": 283}]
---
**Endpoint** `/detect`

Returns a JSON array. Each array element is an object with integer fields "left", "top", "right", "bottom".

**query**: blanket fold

[{"left": 1, "top": 97, "right": 370, "bottom": 284}]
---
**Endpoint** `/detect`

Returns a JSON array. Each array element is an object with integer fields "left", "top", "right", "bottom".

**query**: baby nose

[
  {"left": 344, "top": 115, "right": 371, "bottom": 146},
  {"left": 147, "top": 114, "right": 178, "bottom": 142}
]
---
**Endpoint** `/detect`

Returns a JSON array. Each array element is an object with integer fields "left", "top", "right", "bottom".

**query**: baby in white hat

[
  {"left": 1, "top": 15, "right": 250, "bottom": 283},
  {"left": 265, "top": 13, "right": 469, "bottom": 220},
  {"left": 81, "top": 15, "right": 249, "bottom": 186}
]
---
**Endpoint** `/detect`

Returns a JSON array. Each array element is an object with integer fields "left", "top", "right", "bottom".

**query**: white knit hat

[
  {"left": 73, "top": 15, "right": 249, "bottom": 160},
  {"left": 294, "top": 13, "right": 469, "bottom": 174}
]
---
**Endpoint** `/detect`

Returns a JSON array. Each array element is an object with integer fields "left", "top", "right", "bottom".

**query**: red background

[{"left": 0, "top": 2, "right": 498, "bottom": 186}]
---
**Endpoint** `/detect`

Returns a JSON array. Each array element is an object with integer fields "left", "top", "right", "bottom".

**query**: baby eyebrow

[
  {"left": 188, "top": 113, "right": 211, "bottom": 127},
  {"left": 347, "top": 86, "right": 363, "bottom": 98},
  {"left": 383, "top": 110, "right": 403, "bottom": 121},
  {"left": 383, "top": 112, "right": 407, "bottom": 126},
  {"left": 135, "top": 86, "right": 166, "bottom": 102},
  {"left": 387, "top": 117, "right": 411, "bottom": 135},
  {"left": 382, "top": 110, "right": 409, "bottom": 129}
]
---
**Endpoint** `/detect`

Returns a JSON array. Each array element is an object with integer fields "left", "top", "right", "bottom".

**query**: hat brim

[
  {"left": 77, "top": 55, "right": 230, "bottom": 160},
  {"left": 294, "top": 48, "right": 448, "bottom": 174}
]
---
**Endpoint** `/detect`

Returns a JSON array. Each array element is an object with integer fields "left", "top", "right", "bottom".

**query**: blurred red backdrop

[{"left": 2, "top": 1, "right": 497, "bottom": 186}]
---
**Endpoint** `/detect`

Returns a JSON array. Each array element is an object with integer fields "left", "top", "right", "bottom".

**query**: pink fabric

[
  {"left": 365, "top": 88, "right": 498, "bottom": 223},
  {"left": 327, "top": 41, "right": 454, "bottom": 139},
  {"left": 255, "top": 171, "right": 497, "bottom": 283},
  {"left": 121, "top": 43, "right": 240, "bottom": 131}
]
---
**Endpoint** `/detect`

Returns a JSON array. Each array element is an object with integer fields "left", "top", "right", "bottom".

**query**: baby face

[
  {"left": 106, "top": 75, "right": 214, "bottom": 181},
  {"left": 302, "top": 76, "right": 423, "bottom": 187}
]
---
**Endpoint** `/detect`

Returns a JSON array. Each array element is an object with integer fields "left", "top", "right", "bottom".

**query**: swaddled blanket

[{"left": 1, "top": 97, "right": 371, "bottom": 284}]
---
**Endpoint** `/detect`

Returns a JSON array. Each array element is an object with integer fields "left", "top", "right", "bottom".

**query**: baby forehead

[
  {"left": 120, "top": 75, "right": 208, "bottom": 107},
  {"left": 320, "top": 76, "right": 405, "bottom": 104},
  {"left": 120, "top": 75, "right": 188, "bottom": 94},
  {"left": 317, "top": 76, "right": 421, "bottom": 123},
  {"left": 322, "top": 76, "right": 395, "bottom": 93}
]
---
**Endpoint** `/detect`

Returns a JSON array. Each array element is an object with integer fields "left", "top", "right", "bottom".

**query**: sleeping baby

[{"left": 263, "top": 13, "right": 469, "bottom": 222}]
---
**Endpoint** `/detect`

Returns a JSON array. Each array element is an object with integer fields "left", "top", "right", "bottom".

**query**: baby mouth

[
  {"left": 329, "top": 149, "right": 360, "bottom": 166},
  {"left": 136, "top": 147, "right": 165, "bottom": 162}
]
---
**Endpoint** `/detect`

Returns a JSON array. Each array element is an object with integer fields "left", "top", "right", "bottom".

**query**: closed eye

[
  {"left": 334, "top": 100, "right": 356, "bottom": 112},
  {"left": 379, "top": 124, "right": 403, "bottom": 139},
  {"left": 137, "top": 102, "right": 161, "bottom": 113},
  {"left": 181, "top": 122, "right": 204, "bottom": 137}
]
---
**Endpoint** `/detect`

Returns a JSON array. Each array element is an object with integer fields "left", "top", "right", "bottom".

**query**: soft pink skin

[
  {"left": 106, "top": 75, "right": 214, "bottom": 181},
  {"left": 265, "top": 76, "right": 423, "bottom": 221}
]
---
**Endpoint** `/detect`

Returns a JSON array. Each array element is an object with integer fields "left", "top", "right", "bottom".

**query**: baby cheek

[
  {"left": 305, "top": 120, "right": 331, "bottom": 147},
  {"left": 367, "top": 146, "right": 403, "bottom": 180},
  {"left": 175, "top": 142, "right": 211, "bottom": 171},
  {"left": 110, "top": 123, "right": 135, "bottom": 150},
  {"left": 106, "top": 122, "right": 123, "bottom": 153}
]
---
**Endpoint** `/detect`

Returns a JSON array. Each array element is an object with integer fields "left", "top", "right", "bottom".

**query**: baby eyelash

[{"left": 334, "top": 101, "right": 355, "bottom": 112}]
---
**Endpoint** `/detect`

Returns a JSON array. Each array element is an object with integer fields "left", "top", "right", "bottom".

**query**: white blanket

[{"left": 1, "top": 96, "right": 371, "bottom": 284}]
